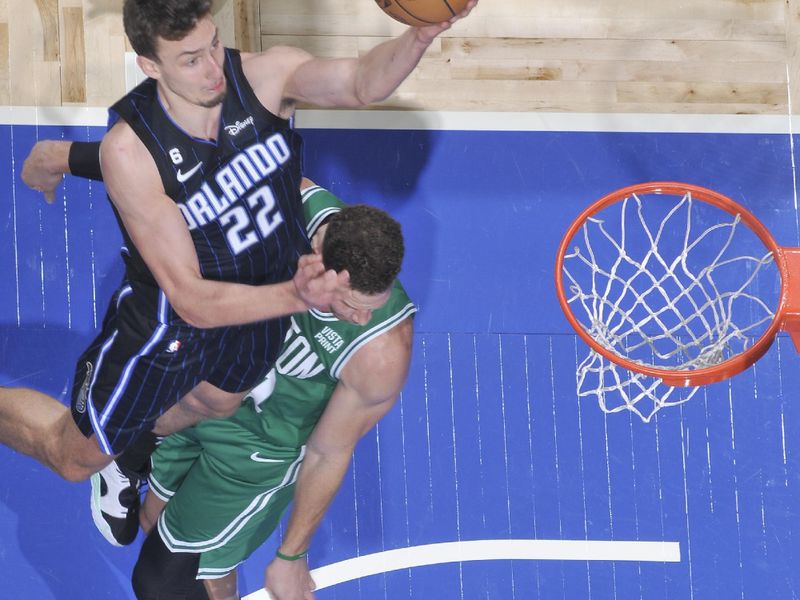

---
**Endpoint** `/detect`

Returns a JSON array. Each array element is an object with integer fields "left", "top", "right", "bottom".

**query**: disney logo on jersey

[
  {"left": 224, "top": 115, "right": 254, "bottom": 137},
  {"left": 176, "top": 132, "right": 291, "bottom": 256}
]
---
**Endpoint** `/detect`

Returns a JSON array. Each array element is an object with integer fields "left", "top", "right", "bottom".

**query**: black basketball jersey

[{"left": 108, "top": 48, "right": 309, "bottom": 320}]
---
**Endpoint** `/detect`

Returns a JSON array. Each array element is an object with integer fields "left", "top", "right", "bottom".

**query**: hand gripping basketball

[{"left": 375, "top": 0, "right": 475, "bottom": 28}]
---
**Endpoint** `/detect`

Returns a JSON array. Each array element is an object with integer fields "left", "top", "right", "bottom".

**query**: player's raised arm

[
  {"left": 264, "top": 317, "right": 413, "bottom": 599},
  {"left": 244, "top": 1, "right": 477, "bottom": 114}
]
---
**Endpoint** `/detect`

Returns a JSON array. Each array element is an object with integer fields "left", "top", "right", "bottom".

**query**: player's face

[
  {"left": 310, "top": 221, "right": 393, "bottom": 325},
  {"left": 331, "top": 287, "right": 392, "bottom": 326},
  {"left": 151, "top": 16, "right": 226, "bottom": 108}
]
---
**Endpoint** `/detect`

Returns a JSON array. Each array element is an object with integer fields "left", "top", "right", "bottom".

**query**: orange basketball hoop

[{"left": 555, "top": 182, "right": 800, "bottom": 420}]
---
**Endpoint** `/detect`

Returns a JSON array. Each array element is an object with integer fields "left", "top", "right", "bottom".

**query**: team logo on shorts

[
  {"left": 166, "top": 340, "right": 182, "bottom": 354},
  {"left": 75, "top": 361, "right": 93, "bottom": 414}
]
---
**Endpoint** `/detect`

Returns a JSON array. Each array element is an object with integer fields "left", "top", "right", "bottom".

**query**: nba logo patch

[{"left": 166, "top": 340, "right": 182, "bottom": 353}]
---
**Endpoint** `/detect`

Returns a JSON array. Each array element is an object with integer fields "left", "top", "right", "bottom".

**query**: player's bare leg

[
  {"left": 152, "top": 381, "right": 246, "bottom": 436},
  {"left": 139, "top": 489, "right": 167, "bottom": 535},
  {"left": 0, "top": 387, "right": 111, "bottom": 481},
  {"left": 203, "top": 572, "right": 239, "bottom": 600}
]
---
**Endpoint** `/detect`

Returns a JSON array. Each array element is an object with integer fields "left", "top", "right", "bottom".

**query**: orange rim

[{"left": 555, "top": 182, "right": 785, "bottom": 387}]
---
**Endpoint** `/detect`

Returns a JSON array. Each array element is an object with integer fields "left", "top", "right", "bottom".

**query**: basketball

[{"left": 374, "top": 0, "right": 470, "bottom": 27}]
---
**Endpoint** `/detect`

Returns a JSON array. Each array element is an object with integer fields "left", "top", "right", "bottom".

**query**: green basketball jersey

[
  {"left": 235, "top": 185, "right": 416, "bottom": 450},
  {"left": 151, "top": 185, "right": 415, "bottom": 575}
]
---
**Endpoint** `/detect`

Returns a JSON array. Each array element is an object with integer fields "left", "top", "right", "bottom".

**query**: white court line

[
  {"left": 0, "top": 106, "right": 792, "bottom": 134},
  {"left": 0, "top": 51, "right": 792, "bottom": 133},
  {"left": 242, "top": 539, "right": 681, "bottom": 599},
  {"left": 294, "top": 110, "right": 792, "bottom": 134}
]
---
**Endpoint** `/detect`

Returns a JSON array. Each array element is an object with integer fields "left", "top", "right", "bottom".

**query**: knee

[
  {"left": 131, "top": 556, "right": 154, "bottom": 600},
  {"left": 42, "top": 437, "right": 96, "bottom": 482},
  {"left": 133, "top": 528, "right": 202, "bottom": 600},
  {"left": 53, "top": 459, "right": 96, "bottom": 482},
  {"left": 182, "top": 392, "right": 240, "bottom": 420},
  {"left": 132, "top": 532, "right": 161, "bottom": 599},
  {"left": 206, "top": 401, "right": 238, "bottom": 419},
  {"left": 46, "top": 414, "right": 107, "bottom": 482}
]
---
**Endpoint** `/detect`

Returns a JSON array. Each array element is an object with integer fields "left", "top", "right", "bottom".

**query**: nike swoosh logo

[
  {"left": 250, "top": 452, "right": 286, "bottom": 463},
  {"left": 176, "top": 162, "right": 202, "bottom": 183}
]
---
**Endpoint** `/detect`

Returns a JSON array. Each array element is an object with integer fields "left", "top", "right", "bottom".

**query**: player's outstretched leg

[
  {"left": 0, "top": 387, "right": 110, "bottom": 481},
  {"left": 89, "top": 381, "right": 244, "bottom": 546}
]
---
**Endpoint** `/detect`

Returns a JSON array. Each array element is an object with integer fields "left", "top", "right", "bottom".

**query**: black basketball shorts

[{"left": 70, "top": 284, "right": 288, "bottom": 455}]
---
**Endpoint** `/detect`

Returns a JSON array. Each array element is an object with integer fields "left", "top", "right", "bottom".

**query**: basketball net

[{"left": 562, "top": 191, "right": 776, "bottom": 422}]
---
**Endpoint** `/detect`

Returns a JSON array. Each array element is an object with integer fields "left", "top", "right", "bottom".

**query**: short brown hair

[
  {"left": 322, "top": 205, "right": 404, "bottom": 295},
  {"left": 123, "top": 0, "right": 213, "bottom": 60}
]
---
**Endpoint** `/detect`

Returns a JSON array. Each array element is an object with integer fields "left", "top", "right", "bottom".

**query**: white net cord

[{"left": 563, "top": 191, "right": 777, "bottom": 422}]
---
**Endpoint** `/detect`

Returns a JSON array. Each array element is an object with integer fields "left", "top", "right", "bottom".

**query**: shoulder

[
  {"left": 100, "top": 121, "right": 160, "bottom": 189},
  {"left": 240, "top": 46, "right": 315, "bottom": 116},
  {"left": 102, "top": 121, "right": 153, "bottom": 163},
  {"left": 340, "top": 317, "right": 414, "bottom": 404},
  {"left": 242, "top": 45, "right": 313, "bottom": 64},
  {"left": 101, "top": 121, "right": 141, "bottom": 164},
  {"left": 241, "top": 46, "right": 314, "bottom": 85},
  {"left": 103, "top": 119, "right": 136, "bottom": 146},
  {"left": 361, "top": 316, "right": 414, "bottom": 360}
]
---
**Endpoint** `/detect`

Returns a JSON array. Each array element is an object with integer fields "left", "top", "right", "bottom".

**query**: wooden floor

[{"left": 1, "top": 0, "right": 799, "bottom": 113}]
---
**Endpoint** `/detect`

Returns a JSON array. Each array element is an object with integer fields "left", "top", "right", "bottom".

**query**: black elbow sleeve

[{"left": 68, "top": 141, "right": 103, "bottom": 181}]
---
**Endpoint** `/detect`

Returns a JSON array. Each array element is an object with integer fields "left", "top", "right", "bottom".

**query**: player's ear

[
  {"left": 309, "top": 238, "right": 322, "bottom": 255},
  {"left": 310, "top": 224, "right": 328, "bottom": 254},
  {"left": 137, "top": 55, "right": 160, "bottom": 80}
]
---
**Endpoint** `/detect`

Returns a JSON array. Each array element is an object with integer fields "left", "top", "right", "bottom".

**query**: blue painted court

[{"left": 1, "top": 114, "right": 798, "bottom": 598}]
